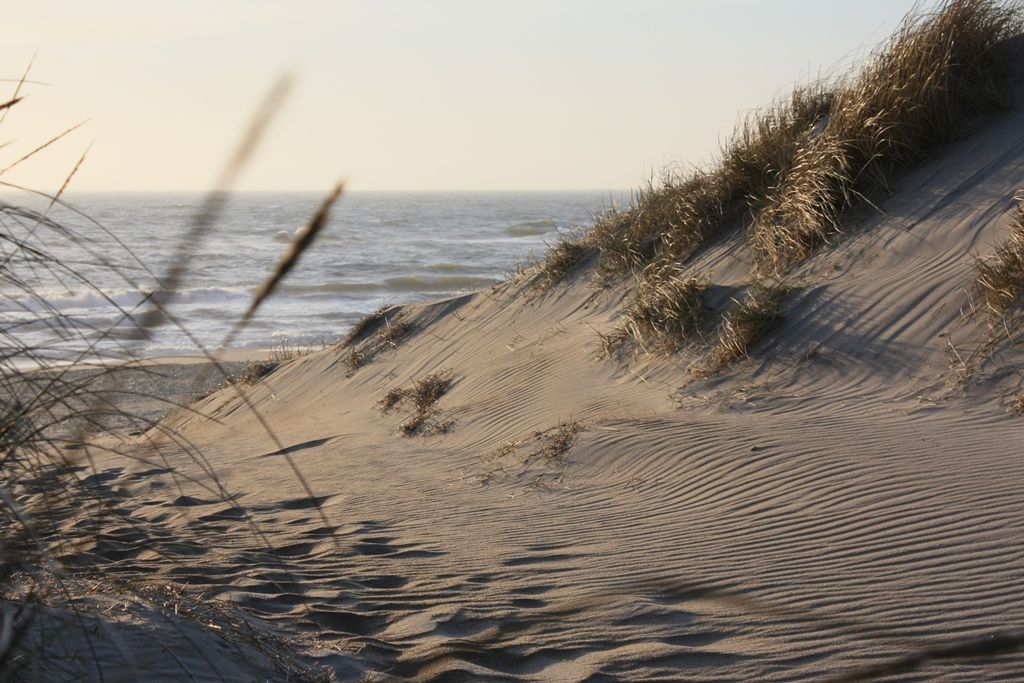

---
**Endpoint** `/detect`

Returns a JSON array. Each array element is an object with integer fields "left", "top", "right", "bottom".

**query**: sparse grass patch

[
  {"left": 270, "top": 336, "right": 326, "bottom": 362},
  {"left": 342, "top": 310, "right": 414, "bottom": 375},
  {"left": 531, "top": 420, "right": 581, "bottom": 464},
  {"left": 380, "top": 370, "right": 455, "bottom": 436},
  {"left": 618, "top": 261, "right": 711, "bottom": 352},
  {"left": 706, "top": 284, "right": 790, "bottom": 372},
  {"left": 751, "top": 0, "right": 1022, "bottom": 273},
  {"left": 378, "top": 387, "right": 406, "bottom": 412},
  {"left": 597, "top": 328, "right": 632, "bottom": 360},
  {"left": 472, "top": 420, "right": 582, "bottom": 488},
  {"left": 342, "top": 306, "right": 390, "bottom": 347},
  {"left": 235, "top": 359, "right": 279, "bottom": 386},
  {"left": 973, "top": 192, "right": 1024, "bottom": 332}
]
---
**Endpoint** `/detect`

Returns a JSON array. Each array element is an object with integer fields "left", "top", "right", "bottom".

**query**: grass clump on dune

[
  {"left": 706, "top": 284, "right": 790, "bottom": 372},
  {"left": 588, "top": 85, "right": 833, "bottom": 277},
  {"left": 378, "top": 370, "right": 455, "bottom": 436},
  {"left": 235, "top": 359, "right": 279, "bottom": 386},
  {"left": 617, "top": 261, "right": 711, "bottom": 353},
  {"left": 974, "top": 192, "right": 1024, "bottom": 332},
  {"left": 536, "top": 235, "right": 592, "bottom": 289},
  {"left": 341, "top": 307, "right": 414, "bottom": 375},
  {"left": 751, "top": 0, "right": 1022, "bottom": 273}
]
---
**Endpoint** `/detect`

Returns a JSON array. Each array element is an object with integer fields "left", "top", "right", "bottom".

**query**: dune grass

[
  {"left": 585, "top": 0, "right": 1021, "bottom": 280},
  {"left": 534, "top": 0, "right": 1022, "bottom": 371},
  {"left": 379, "top": 370, "right": 455, "bottom": 436},
  {"left": 535, "top": 235, "right": 592, "bottom": 290},
  {"left": 973, "top": 191, "right": 1024, "bottom": 331},
  {"left": 235, "top": 359, "right": 279, "bottom": 385},
  {"left": 584, "top": 84, "right": 833, "bottom": 278},
  {"left": 751, "top": 0, "right": 1022, "bottom": 274},
  {"left": 342, "top": 306, "right": 414, "bottom": 374},
  {"left": 706, "top": 284, "right": 790, "bottom": 373},
  {"left": 617, "top": 261, "right": 711, "bottom": 353}
]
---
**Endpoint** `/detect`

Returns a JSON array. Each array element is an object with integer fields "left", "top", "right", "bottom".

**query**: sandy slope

[{"left": 47, "top": 48, "right": 1024, "bottom": 683}]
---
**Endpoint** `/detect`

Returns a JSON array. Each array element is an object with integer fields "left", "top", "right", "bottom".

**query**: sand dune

[
  {"left": 47, "top": 59, "right": 1024, "bottom": 678},
  {"left": 17, "top": 12, "right": 1024, "bottom": 683}
]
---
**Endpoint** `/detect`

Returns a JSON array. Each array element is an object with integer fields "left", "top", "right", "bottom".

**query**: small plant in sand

[
  {"left": 706, "top": 284, "right": 790, "bottom": 372},
  {"left": 617, "top": 260, "right": 711, "bottom": 353},
  {"left": 342, "top": 307, "right": 414, "bottom": 374},
  {"left": 973, "top": 192, "right": 1024, "bottom": 333},
  {"left": 342, "top": 306, "right": 391, "bottom": 347},
  {"left": 270, "top": 335, "right": 327, "bottom": 362},
  {"left": 379, "top": 370, "right": 455, "bottom": 436},
  {"left": 531, "top": 420, "right": 581, "bottom": 464},
  {"left": 475, "top": 420, "right": 582, "bottom": 488},
  {"left": 235, "top": 359, "right": 279, "bottom": 386}
]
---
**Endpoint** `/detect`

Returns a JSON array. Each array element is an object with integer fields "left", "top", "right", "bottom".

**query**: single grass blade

[
  {"left": 0, "top": 56, "right": 34, "bottom": 128},
  {"left": 236, "top": 182, "right": 344, "bottom": 333},
  {"left": 0, "top": 97, "right": 23, "bottom": 114},
  {"left": 0, "top": 120, "right": 88, "bottom": 176}
]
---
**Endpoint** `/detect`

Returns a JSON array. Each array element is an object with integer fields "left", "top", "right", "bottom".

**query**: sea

[{"left": 0, "top": 191, "right": 618, "bottom": 362}]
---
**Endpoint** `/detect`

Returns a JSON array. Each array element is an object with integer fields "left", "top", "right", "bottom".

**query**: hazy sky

[{"left": 4, "top": 0, "right": 942, "bottom": 193}]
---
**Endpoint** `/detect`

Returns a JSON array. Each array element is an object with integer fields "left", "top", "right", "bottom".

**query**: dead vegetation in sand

[
  {"left": 535, "top": 236, "right": 592, "bottom": 290},
  {"left": 963, "top": 190, "right": 1024, "bottom": 409},
  {"left": 235, "top": 359, "right": 279, "bottom": 386},
  {"left": 587, "top": 84, "right": 833, "bottom": 277},
  {"left": 470, "top": 420, "right": 582, "bottom": 489},
  {"left": 615, "top": 261, "right": 711, "bottom": 353},
  {"left": 341, "top": 306, "right": 414, "bottom": 375},
  {"left": 705, "top": 284, "right": 790, "bottom": 373},
  {"left": 974, "top": 191, "right": 1024, "bottom": 334},
  {"left": 379, "top": 370, "right": 456, "bottom": 436}
]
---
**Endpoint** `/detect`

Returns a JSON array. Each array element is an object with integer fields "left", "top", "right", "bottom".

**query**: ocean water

[{"left": 0, "top": 191, "right": 614, "bottom": 361}]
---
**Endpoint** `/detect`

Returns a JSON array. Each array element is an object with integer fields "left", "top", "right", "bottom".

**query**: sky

[{"left": 3, "top": 0, "right": 943, "bottom": 193}]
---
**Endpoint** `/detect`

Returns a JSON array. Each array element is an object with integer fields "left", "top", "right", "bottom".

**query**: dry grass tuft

[
  {"left": 532, "top": 420, "right": 581, "bottom": 463},
  {"left": 706, "top": 284, "right": 790, "bottom": 372},
  {"left": 618, "top": 261, "right": 711, "bottom": 352},
  {"left": 342, "top": 306, "right": 390, "bottom": 347},
  {"left": 380, "top": 370, "right": 455, "bottom": 436},
  {"left": 751, "top": 0, "right": 1021, "bottom": 273},
  {"left": 536, "top": 236, "right": 592, "bottom": 289},
  {"left": 235, "top": 359, "right": 279, "bottom": 386},
  {"left": 342, "top": 309, "right": 413, "bottom": 375},
  {"left": 973, "top": 192, "right": 1024, "bottom": 332},
  {"left": 270, "top": 335, "right": 327, "bottom": 362}
]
